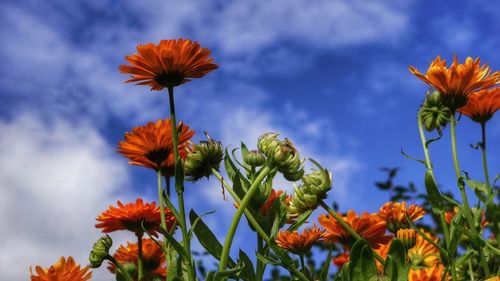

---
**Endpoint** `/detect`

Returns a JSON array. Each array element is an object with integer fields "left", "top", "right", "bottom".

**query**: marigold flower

[
  {"left": 458, "top": 87, "right": 500, "bottom": 123},
  {"left": 409, "top": 55, "right": 500, "bottom": 110},
  {"left": 117, "top": 119, "right": 194, "bottom": 176},
  {"left": 374, "top": 241, "right": 392, "bottom": 271},
  {"left": 332, "top": 252, "right": 349, "bottom": 269},
  {"left": 275, "top": 226, "right": 324, "bottom": 255},
  {"left": 379, "top": 201, "right": 425, "bottom": 233},
  {"left": 319, "top": 210, "right": 392, "bottom": 250},
  {"left": 120, "top": 38, "right": 218, "bottom": 90},
  {"left": 408, "top": 229, "right": 440, "bottom": 267},
  {"left": 259, "top": 189, "right": 286, "bottom": 216},
  {"left": 409, "top": 265, "right": 449, "bottom": 281},
  {"left": 108, "top": 238, "right": 166, "bottom": 278},
  {"left": 397, "top": 228, "right": 417, "bottom": 249},
  {"left": 30, "top": 257, "right": 91, "bottom": 281},
  {"left": 95, "top": 198, "right": 175, "bottom": 236}
]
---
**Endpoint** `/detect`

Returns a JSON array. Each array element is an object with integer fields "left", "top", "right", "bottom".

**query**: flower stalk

[{"left": 137, "top": 234, "right": 143, "bottom": 281}]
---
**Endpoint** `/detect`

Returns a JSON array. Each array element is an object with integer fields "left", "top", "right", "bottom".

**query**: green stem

[
  {"left": 468, "top": 258, "right": 475, "bottom": 281},
  {"left": 480, "top": 122, "right": 492, "bottom": 193},
  {"left": 167, "top": 86, "right": 195, "bottom": 281},
  {"left": 450, "top": 113, "right": 490, "bottom": 276},
  {"left": 299, "top": 254, "right": 306, "bottom": 276},
  {"left": 319, "top": 200, "right": 384, "bottom": 264},
  {"left": 256, "top": 235, "right": 265, "bottom": 281},
  {"left": 450, "top": 263, "right": 458, "bottom": 281},
  {"left": 218, "top": 165, "right": 272, "bottom": 271},
  {"left": 137, "top": 233, "right": 143, "bottom": 281},
  {"left": 107, "top": 255, "right": 134, "bottom": 281}
]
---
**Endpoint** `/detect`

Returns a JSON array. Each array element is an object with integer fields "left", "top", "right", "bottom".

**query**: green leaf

[
  {"left": 255, "top": 252, "right": 280, "bottom": 265},
  {"left": 213, "top": 262, "right": 245, "bottom": 280},
  {"left": 174, "top": 158, "right": 185, "bottom": 193},
  {"left": 287, "top": 210, "right": 313, "bottom": 232},
  {"left": 188, "top": 209, "right": 216, "bottom": 240},
  {"left": 464, "top": 178, "right": 488, "bottom": 202},
  {"left": 154, "top": 226, "right": 190, "bottom": 260},
  {"left": 349, "top": 239, "right": 378, "bottom": 281},
  {"left": 493, "top": 173, "right": 500, "bottom": 185},
  {"left": 319, "top": 250, "right": 332, "bottom": 281},
  {"left": 387, "top": 239, "right": 405, "bottom": 266},
  {"left": 400, "top": 149, "right": 426, "bottom": 166},
  {"left": 224, "top": 149, "right": 251, "bottom": 189},
  {"left": 425, "top": 131, "right": 443, "bottom": 148},
  {"left": 238, "top": 250, "right": 255, "bottom": 281},
  {"left": 383, "top": 256, "right": 398, "bottom": 281},
  {"left": 424, "top": 170, "right": 444, "bottom": 212}
]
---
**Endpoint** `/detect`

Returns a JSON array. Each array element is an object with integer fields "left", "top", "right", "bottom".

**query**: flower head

[
  {"left": 117, "top": 119, "right": 194, "bottom": 176},
  {"left": 319, "top": 210, "right": 392, "bottom": 250},
  {"left": 275, "top": 226, "right": 324, "bottom": 255},
  {"left": 89, "top": 235, "right": 113, "bottom": 268},
  {"left": 259, "top": 189, "right": 286, "bottom": 216},
  {"left": 409, "top": 55, "right": 500, "bottom": 110},
  {"left": 408, "top": 229, "right": 440, "bottom": 267},
  {"left": 379, "top": 201, "right": 425, "bottom": 233},
  {"left": 420, "top": 91, "right": 451, "bottom": 132},
  {"left": 183, "top": 135, "right": 223, "bottom": 182},
  {"left": 458, "top": 87, "right": 500, "bottom": 123},
  {"left": 120, "top": 38, "right": 218, "bottom": 90},
  {"left": 30, "top": 257, "right": 91, "bottom": 281},
  {"left": 409, "top": 265, "right": 449, "bottom": 281},
  {"left": 332, "top": 252, "right": 349, "bottom": 269},
  {"left": 397, "top": 228, "right": 417, "bottom": 250},
  {"left": 95, "top": 198, "right": 175, "bottom": 236},
  {"left": 108, "top": 238, "right": 166, "bottom": 278}
]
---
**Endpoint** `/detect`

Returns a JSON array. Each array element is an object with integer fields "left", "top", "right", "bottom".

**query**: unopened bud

[
  {"left": 420, "top": 91, "right": 450, "bottom": 132},
  {"left": 184, "top": 134, "right": 223, "bottom": 182},
  {"left": 89, "top": 235, "right": 112, "bottom": 268},
  {"left": 397, "top": 228, "right": 416, "bottom": 250},
  {"left": 257, "top": 133, "right": 281, "bottom": 159},
  {"left": 243, "top": 150, "right": 266, "bottom": 167}
]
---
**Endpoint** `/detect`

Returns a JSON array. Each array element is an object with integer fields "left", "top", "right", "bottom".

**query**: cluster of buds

[
  {"left": 89, "top": 235, "right": 113, "bottom": 268},
  {"left": 420, "top": 91, "right": 451, "bottom": 132},
  {"left": 183, "top": 134, "right": 223, "bottom": 182},
  {"left": 287, "top": 160, "right": 332, "bottom": 215},
  {"left": 257, "top": 133, "right": 304, "bottom": 181}
]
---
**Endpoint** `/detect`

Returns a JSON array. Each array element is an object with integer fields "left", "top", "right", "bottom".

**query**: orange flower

[
  {"left": 409, "top": 265, "right": 449, "bottom": 281},
  {"left": 374, "top": 241, "right": 392, "bottom": 271},
  {"left": 409, "top": 55, "right": 500, "bottom": 110},
  {"left": 95, "top": 198, "right": 175, "bottom": 235},
  {"left": 332, "top": 252, "right": 349, "bottom": 269},
  {"left": 275, "top": 226, "right": 324, "bottom": 255},
  {"left": 445, "top": 206, "right": 488, "bottom": 228},
  {"left": 108, "top": 238, "right": 166, "bottom": 278},
  {"left": 117, "top": 119, "right": 195, "bottom": 176},
  {"left": 30, "top": 257, "right": 91, "bottom": 281},
  {"left": 379, "top": 201, "right": 425, "bottom": 233},
  {"left": 459, "top": 87, "right": 500, "bottom": 123},
  {"left": 120, "top": 39, "right": 218, "bottom": 90},
  {"left": 408, "top": 229, "right": 440, "bottom": 267},
  {"left": 318, "top": 210, "right": 392, "bottom": 250}
]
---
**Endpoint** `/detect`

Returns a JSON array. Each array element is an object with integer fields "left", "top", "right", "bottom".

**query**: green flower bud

[
  {"left": 184, "top": 134, "right": 223, "bottom": 182},
  {"left": 420, "top": 91, "right": 451, "bottom": 132},
  {"left": 89, "top": 234, "right": 113, "bottom": 268},
  {"left": 243, "top": 150, "right": 266, "bottom": 167},
  {"left": 257, "top": 133, "right": 281, "bottom": 159}
]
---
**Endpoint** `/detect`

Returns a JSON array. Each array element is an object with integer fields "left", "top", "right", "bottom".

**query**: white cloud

[{"left": 0, "top": 113, "right": 132, "bottom": 280}]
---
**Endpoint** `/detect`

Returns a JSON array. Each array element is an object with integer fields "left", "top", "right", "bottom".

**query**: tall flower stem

[
  {"left": 450, "top": 113, "right": 490, "bottom": 276},
  {"left": 299, "top": 254, "right": 306, "bottom": 276},
  {"left": 256, "top": 235, "right": 265, "bottom": 281},
  {"left": 218, "top": 165, "right": 272, "bottom": 271},
  {"left": 167, "top": 86, "right": 195, "bottom": 280},
  {"left": 480, "top": 122, "right": 491, "bottom": 194},
  {"left": 319, "top": 200, "right": 384, "bottom": 264},
  {"left": 137, "top": 233, "right": 144, "bottom": 281}
]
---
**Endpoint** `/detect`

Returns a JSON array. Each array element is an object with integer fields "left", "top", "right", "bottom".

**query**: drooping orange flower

[
  {"left": 409, "top": 55, "right": 500, "bottom": 110},
  {"left": 408, "top": 229, "right": 440, "bottom": 267},
  {"left": 318, "top": 210, "right": 392, "bottom": 250},
  {"left": 275, "top": 226, "right": 324, "bottom": 255},
  {"left": 120, "top": 39, "right": 219, "bottom": 90},
  {"left": 108, "top": 238, "right": 166, "bottom": 278},
  {"left": 458, "top": 87, "right": 500, "bottom": 123},
  {"left": 379, "top": 201, "right": 425, "bottom": 233},
  {"left": 117, "top": 119, "right": 195, "bottom": 176},
  {"left": 96, "top": 198, "right": 176, "bottom": 235},
  {"left": 30, "top": 257, "right": 91, "bottom": 281},
  {"left": 332, "top": 252, "right": 349, "bottom": 269},
  {"left": 409, "top": 265, "right": 449, "bottom": 281}
]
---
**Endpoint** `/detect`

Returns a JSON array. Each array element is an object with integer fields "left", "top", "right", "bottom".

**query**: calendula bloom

[
  {"left": 319, "top": 210, "right": 392, "bottom": 250},
  {"left": 120, "top": 38, "right": 218, "bottom": 90},
  {"left": 408, "top": 229, "right": 440, "bottom": 267},
  {"left": 96, "top": 198, "right": 175, "bottom": 235},
  {"left": 275, "top": 226, "right": 324, "bottom": 255},
  {"left": 332, "top": 252, "right": 349, "bottom": 269},
  {"left": 260, "top": 189, "right": 290, "bottom": 216},
  {"left": 374, "top": 241, "right": 392, "bottom": 271},
  {"left": 117, "top": 119, "right": 195, "bottom": 176},
  {"left": 397, "top": 228, "right": 417, "bottom": 249},
  {"left": 30, "top": 257, "right": 91, "bottom": 281},
  {"left": 459, "top": 87, "right": 500, "bottom": 123},
  {"left": 108, "top": 238, "right": 166, "bottom": 278},
  {"left": 409, "top": 55, "right": 500, "bottom": 110},
  {"left": 379, "top": 201, "right": 425, "bottom": 233},
  {"left": 409, "top": 265, "right": 449, "bottom": 281}
]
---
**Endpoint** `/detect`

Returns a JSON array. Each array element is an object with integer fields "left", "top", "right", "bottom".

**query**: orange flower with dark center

[
  {"left": 95, "top": 198, "right": 176, "bottom": 235},
  {"left": 108, "top": 238, "right": 166, "bottom": 278},
  {"left": 379, "top": 201, "right": 425, "bottom": 233},
  {"left": 409, "top": 265, "right": 449, "bottom": 281},
  {"left": 318, "top": 210, "right": 392, "bottom": 250},
  {"left": 459, "top": 87, "right": 500, "bottom": 123},
  {"left": 30, "top": 257, "right": 91, "bottom": 281},
  {"left": 409, "top": 55, "right": 500, "bottom": 110},
  {"left": 275, "top": 226, "right": 324, "bottom": 255},
  {"left": 408, "top": 229, "right": 440, "bottom": 267},
  {"left": 332, "top": 252, "right": 349, "bottom": 269},
  {"left": 117, "top": 119, "right": 195, "bottom": 176},
  {"left": 120, "top": 39, "right": 218, "bottom": 90}
]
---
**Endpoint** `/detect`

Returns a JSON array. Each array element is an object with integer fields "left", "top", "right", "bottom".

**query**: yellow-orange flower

[
  {"left": 379, "top": 201, "right": 425, "bottom": 233},
  {"left": 108, "top": 238, "right": 166, "bottom": 278},
  {"left": 120, "top": 38, "right": 218, "bottom": 90},
  {"left": 409, "top": 55, "right": 500, "bottom": 110},
  {"left": 275, "top": 226, "right": 324, "bottom": 255},
  {"left": 30, "top": 257, "right": 91, "bottom": 281},
  {"left": 95, "top": 198, "right": 176, "bottom": 235},
  {"left": 409, "top": 265, "right": 449, "bottom": 281},
  {"left": 332, "top": 252, "right": 349, "bottom": 269},
  {"left": 318, "top": 210, "right": 392, "bottom": 250},
  {"left": 408, "top": 229, "right": 440, "bottom": 267},
  {"left": 459, "top": 87, "right": 500, "bottom": 123},
  {"left": 117, "top": 119, "right": 195, "bottom": 176}
]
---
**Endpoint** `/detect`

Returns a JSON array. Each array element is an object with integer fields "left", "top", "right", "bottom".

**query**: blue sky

[{"left": 1, "top": 0, "right": 500, "bottom": 280}]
